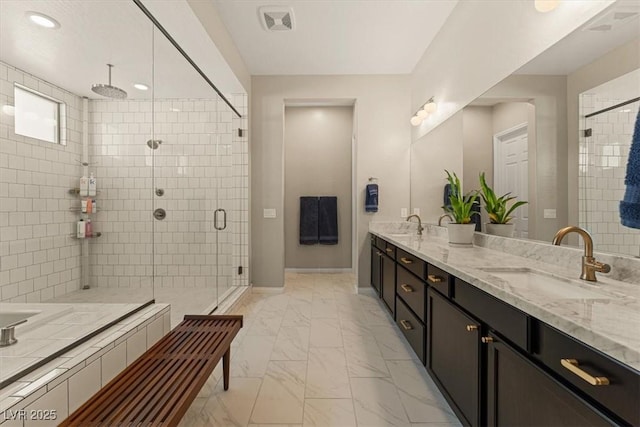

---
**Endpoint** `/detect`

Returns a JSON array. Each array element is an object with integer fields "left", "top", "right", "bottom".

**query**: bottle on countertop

[
  {"left": 77, "top": 219, "right": 85, "bottom": 238},
  {"left": 85, "top": 219, "right": 93, "bottom": 237},
  {"left": 88, "top": 173, "right": 97, "bottom": 196},
  {"left": 79, "top": 174, "right": 89, "bottom": 196}
]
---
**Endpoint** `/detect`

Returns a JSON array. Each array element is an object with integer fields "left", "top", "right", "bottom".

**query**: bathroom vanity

[{"left": 369, "top": 225, "right": 639, "bottom": 427}]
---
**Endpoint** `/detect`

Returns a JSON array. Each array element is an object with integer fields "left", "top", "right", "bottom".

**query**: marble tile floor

[{"left": 179, "top": 272, "right": 461, "bottom": 427}]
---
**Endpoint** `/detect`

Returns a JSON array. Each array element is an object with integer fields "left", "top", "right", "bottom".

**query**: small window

[{"left": 14, "top": 84, "right": 66, "bottom": 145}]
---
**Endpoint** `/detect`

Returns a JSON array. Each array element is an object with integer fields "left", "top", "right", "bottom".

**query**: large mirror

[{"left": 411, "top": 1, "right": 640, "bottom": 257}]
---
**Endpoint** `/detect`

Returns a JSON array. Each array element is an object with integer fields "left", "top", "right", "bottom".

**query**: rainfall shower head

[{"left": 92, "top": 64, "right": 127, "bottom": 99}]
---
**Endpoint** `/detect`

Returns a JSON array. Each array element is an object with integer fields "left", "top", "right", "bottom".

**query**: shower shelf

[
  {"left": 69, "top": 207, "right": 102, "bottom": 213},
  {"left": 70, "top": 232, "right": 102, "bottom": 239},
  {"left": 69, "top": 188, "right": 101, "bottom": 195}
]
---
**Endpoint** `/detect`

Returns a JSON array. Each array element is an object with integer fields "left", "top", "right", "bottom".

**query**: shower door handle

[{"left": 214, "top": 208, "right": 227, "bottom": 230}]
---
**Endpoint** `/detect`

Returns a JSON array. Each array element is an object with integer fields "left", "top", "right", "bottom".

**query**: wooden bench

[{"left": 60, "top": 314, "right": 243, "bottom": 427}]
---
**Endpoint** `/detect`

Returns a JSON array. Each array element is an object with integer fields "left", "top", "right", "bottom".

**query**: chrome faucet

[
  {"left": 406, "top": 214, "right": 424, "bottom": 236},
  {"left": 0, "top": 319, "right": 27, "bottom": 347},
  {"left": 438, "top": 214, "right": 453, "bottom": 227},
  {"left": 552, "top": 226, "right": 611, "bottom": 282}
]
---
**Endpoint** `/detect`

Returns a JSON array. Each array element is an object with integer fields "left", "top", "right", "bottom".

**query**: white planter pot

[
  {"left": 446, "top": 223, "right": 476, "bottom": 246},
  {"left": 485, "top": 223, "right": 515, "bottom": 238}
]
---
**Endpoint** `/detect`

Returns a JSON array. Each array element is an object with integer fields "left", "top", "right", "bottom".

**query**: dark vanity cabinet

[
  {"left": 368, "top": 234, "right": 637, "bottom": 427},
  {"left": 370, "top": 237, "right": 382, "bottom": 296},
  {"left": 427, "top": 288, "right": 481, "bottom": 426},
  {"left": 486, "top": 334, "right": 612, "bottom": 426}
]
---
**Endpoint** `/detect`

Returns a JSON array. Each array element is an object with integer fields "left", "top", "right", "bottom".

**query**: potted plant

[
  {"left": 479, "top": 172, "right": 528, "bottom": 237},
  {"left": 442, "top": 170, "right": 479, "bottom": 246}
]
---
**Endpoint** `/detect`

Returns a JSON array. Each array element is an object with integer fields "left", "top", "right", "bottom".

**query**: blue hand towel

[
  {"left": 319, "top": 196, "right": 338, "bottom": 245},
  {"left": 620, "top": 107, "right": 640, "bottom": 229},
  {"left": 300, "top": 197, "right": 319, "bottom": 245},
  {"left": 365, "top": 183, "right": 378, "bottom": 212}
]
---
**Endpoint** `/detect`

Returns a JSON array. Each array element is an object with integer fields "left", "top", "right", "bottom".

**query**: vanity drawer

[
  {"left": 396, "top": 248, "right": 425, "bottom": 278},
  {"left": 534, "top": 322, "right": 639, "bottom": 426},
  {"left": 453, "top": 278, "right": 529, "bottom": 351},
  {"left": 426, "top": 264, "right": 451, "bottom": 297},
  {"left": 396, "top": 266, "right": 426, "bottom": 321},
  {"left": 372, "top": 235, "right": 385, "bottom": 250},
  {"left": 396, "top": 296, "right": 425, "bottom": 363}
]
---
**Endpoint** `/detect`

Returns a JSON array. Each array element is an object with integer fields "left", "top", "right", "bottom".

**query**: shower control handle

[{"left": 153, "top": 208, "right": 166, "bottom": 221}]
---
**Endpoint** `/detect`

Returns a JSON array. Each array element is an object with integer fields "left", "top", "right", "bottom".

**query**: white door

[{"left": 494, "top": 124, "right": 528, "bottom": 238}]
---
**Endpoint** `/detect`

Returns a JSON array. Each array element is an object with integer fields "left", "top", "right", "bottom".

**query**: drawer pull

[
  {"left": 376, "top": 251, "right": 383, "bottom": 256},
  {"left": 560, "top": 359, "right": 610, "bottom": 386},
  {"left": 400, "top": 284, "right": 413, "bottom": 293},
  {"left": 385, "top": 248, "right": 393, "bottom": 253},
  {"left": 481, "top": 336, "right": 494, "bottom": 344},
  {"left": 466, "top": 325, "right": 478, "bottom": 332},
  {"left": 427, "top": 274, "right": 443, "bottom": 283},
  {"left": 400, "top": 257, "right": 413, "bottom": 265},
  {"left": 400, "top": 320, "right": 413, "bottom": 330}
]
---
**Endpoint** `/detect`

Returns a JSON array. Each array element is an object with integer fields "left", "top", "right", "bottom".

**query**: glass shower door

[{"left": 213, "top": 129, "right": 234, "bottom": 304}]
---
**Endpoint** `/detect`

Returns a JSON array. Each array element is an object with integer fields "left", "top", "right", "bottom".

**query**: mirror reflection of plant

[
  {"left": 442, "top": 170, "right": 479, "bottom": 224},
  {"left": 479, "top": 172, "right": 528, "bottom": 224}
]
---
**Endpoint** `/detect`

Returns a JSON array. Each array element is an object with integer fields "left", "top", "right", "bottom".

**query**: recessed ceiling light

[
  {"left": 620, "top": 109, "right": 631, "bottom": 113},
  {"left": 534, "top": 0, "right": 560, "bottom": 13},
  {"left": 26, "top": 12, "right": 60, "bottom": 29},
  {"left": 133, "top": 83, "right": 149, "bottom": 91}
]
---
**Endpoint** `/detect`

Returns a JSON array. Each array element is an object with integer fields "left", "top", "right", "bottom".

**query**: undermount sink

[{"left": 478, "top": 267, "right": 619, "bottom": 300}]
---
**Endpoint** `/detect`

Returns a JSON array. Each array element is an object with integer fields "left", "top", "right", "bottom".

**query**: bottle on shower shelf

[
  {"left": 92, "top": 199, "right": 97, "bottom": 212},
  {"left": 77, "top": 219, "right": 85, "bottom": 238},
  {"left": 88, "top": 172, "right": 97, "bottom": 196},
  {"left": 86, "top": 219, "right": 93, "bottom": 237},
  {"left": 79, "top": 174, "right": 89, "bottom": 196}
]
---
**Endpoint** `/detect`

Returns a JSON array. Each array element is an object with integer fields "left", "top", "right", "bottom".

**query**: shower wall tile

[
  {"left": 579, "top": 77, "right": 640, "bottom": 257},
  {"left": 88, "top": 93, "right": 249, "bottom": 297},
  {"left": 0, "top": 62, "right": 83, "bottom": 302}
]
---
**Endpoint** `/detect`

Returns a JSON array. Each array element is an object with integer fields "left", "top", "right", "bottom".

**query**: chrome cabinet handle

[
  {"left": 400, "top": 257, "right": 413, "bottom": 265},
  {"left": 400, "top": 284, "right": 413, "bottom": 293},
  {"left": 560, "top": 359, "right": 610, "bottom": 386},
  {"left": 400, "top": 320, "right": 413, "bottom": 330}
]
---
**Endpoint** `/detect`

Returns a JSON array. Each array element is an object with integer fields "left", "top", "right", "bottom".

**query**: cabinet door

[
  {"left": 427, "top": 289, "right": 481, "bottom": 426},
  {"left": 487, "top": 334, "right": 612, "bottom": 426},
  {"left": 371, "top": 246, "right": 382, "bottom": 296},
  {"left": 381, "top": 254, "right": 395, "bottom": 316}
]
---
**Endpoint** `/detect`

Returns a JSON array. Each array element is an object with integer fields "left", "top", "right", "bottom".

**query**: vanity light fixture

[
  {"left": 133, "top": 83, "right": 149, "bottom": 91},
  {"left": 26, "top": 12, "right": 60, "bottom": 29},
  {"left": 410, "top": 97, "right": 437, "bottom": 126},
  {"left": 534, "top": 0, "right": 560, "bottom": 13}
]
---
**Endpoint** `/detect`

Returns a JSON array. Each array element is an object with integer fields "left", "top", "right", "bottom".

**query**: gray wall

[
  {"left": 462, "top": 106, "right": 494, "bottom": 193},
  {"left": 567, "top": 38, "right": 640, "bottom": 228},
  {"left": 284, "top": 106, "right": 353, "bottom": 269},
  {"left": 251, "top": 75, "right": 411, "bottom": 288}
]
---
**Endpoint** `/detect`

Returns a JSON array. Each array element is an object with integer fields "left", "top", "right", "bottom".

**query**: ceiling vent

[
  {"left": 259, "top": 6, "right": 295, "bottom": 32},
  {"left": 583, "top": 4, "right": 639, "bottom": 32}
]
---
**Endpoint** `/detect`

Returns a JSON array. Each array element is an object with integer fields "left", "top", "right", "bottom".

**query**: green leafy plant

[
  {"left": 442, "top": 170, "right": 479, "bottom": 224},
  {"left": 479, "top": 172, "right": 528, "bottom": 224}
]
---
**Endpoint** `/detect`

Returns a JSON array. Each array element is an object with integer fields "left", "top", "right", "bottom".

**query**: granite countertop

[{"left": 369, "top": 226, "right": 640, "bottom": 372}]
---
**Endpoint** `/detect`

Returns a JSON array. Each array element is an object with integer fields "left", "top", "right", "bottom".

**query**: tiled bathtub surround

[
  {"left": 579, "top": 69, "right": 640, "bottom": 257},
  {"left": 369, "top": 223, "right": 640, "bottom": 370},
  {"left": 0, "top": 304, "right": 170, "bottom": 426},
  {"left": 0, "top": 62, "right": 83, "bottom": 303}
]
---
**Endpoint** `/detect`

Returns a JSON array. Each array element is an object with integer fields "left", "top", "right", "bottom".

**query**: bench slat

[{"left": 61, "top": 314, "right": 242, "bottom": 427}]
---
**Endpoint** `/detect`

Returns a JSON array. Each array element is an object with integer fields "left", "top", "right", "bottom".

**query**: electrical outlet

[
  {"left": 400, "top": 208, "right": 408, "bottom": 218},
  {"left": 543, "top": 209, "right": 556, "bottom": 219},
  {"left": 413, "top": 208, "right": 420, "bottom": 216}
]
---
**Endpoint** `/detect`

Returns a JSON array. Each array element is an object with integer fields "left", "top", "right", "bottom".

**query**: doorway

[{"left": 494, "top": 123, "right": 529, "bottom": 238}]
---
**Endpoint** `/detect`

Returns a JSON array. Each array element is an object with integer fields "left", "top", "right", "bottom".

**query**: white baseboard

[
  {"left": 251, "top": 286, "right": 285, "bottom": 294},
  {"left": 285, "top": 268, "right": 354, "bottom": 274}
]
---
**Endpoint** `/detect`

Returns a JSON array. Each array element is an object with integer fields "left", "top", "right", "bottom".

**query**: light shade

[
  {"left": 417, "top": 109, "right": 428, "bottom": 119},
  {"left": 410, "top": 116, "right": 422, "bottom": 126},
  {"left": 534, "top": 0, "right": 560, "bottom": 13},
  {"left": 424, "top": 99, "right": 437, "bottom": 113}
]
